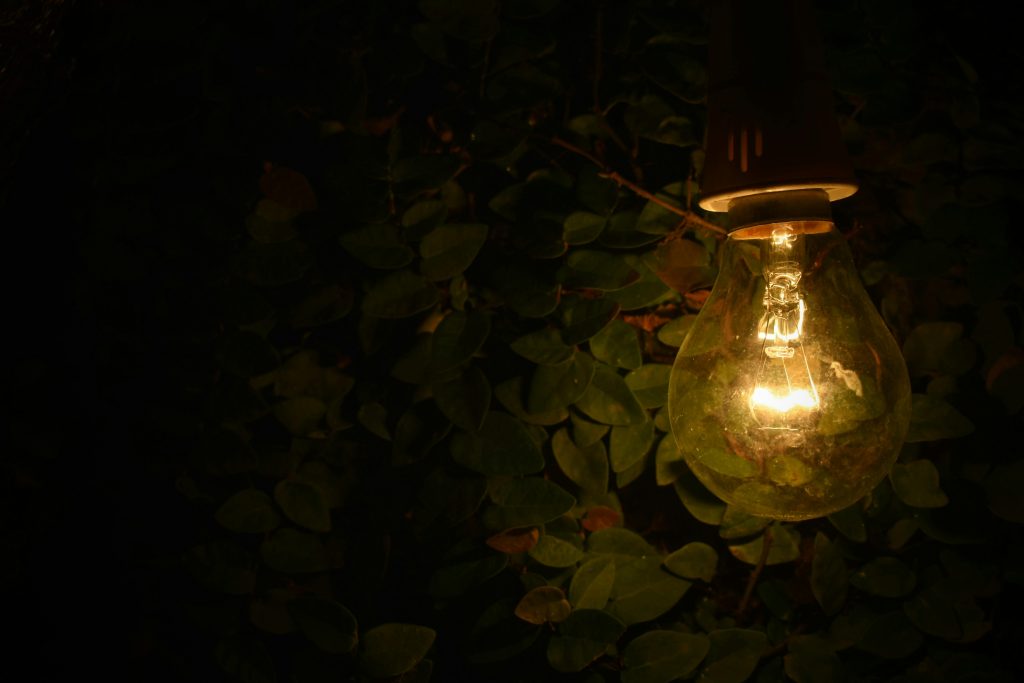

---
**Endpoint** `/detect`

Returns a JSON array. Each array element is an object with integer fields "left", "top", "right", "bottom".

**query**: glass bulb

[{"left": 668, "top": 211, "right": 911, "bottom": 520}]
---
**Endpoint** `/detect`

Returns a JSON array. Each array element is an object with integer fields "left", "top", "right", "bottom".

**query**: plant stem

[
  {"left": 548, "top": 136, "right": 727, "bottom": 236},
  {"left": 737, "top": 526, "right": 773, "bottom": 621}
]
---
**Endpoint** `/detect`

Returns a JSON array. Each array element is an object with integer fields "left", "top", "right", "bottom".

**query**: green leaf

[
  {"left": 392, "top": 403, "right": 453, "bottom": 467},
  {"left": 811, "top": 533, "right": 847, "bottom": 616},
  {"left": 420, "top": 223, "right": 489, "bottom": 280},
  {"left": 905, "top": 394, "right": 974, "bottom": 442},
  {"left": 657, "top": 315, "right": 697, "bottom": 347},
  {"left": 607, "top": 556, "right": 692, "bottom": 625},
  {"left": 827, "top": 503, "right": 867, "bottom": 543},
  {"left": 587, "top": 527, "right": 656, "bottom": 557},
  {"left": 450, "top": 411, "right": 544, "bottom": 475},
  {"left": 665, "top": 542, "right": 718, "bottom": 582},
  {"left": 428, "top": 547, "right": 508, "bottom": 598},
  {"left": 529, "top": 530, "right": 584, "bottom": 568},
  {"left": 546, "top": 609, "right": 626, "bottom": 673},
  {"left": 216, "top": 490, "right": 282, "bottom": 534},
  {"left": 260, "top": 528, "right": 328, "bottom": 574},
  {"left": 575, "top": 363, "right": 648, "bottom": 425},
  {"left": 528, "top": 351, "right": 595, "bottom": 413},
  {"left": 272, "top": 397, "right": 326, "bottom": 436},
  {"left": 360, "top": 623, "right": 436, "bottom": 678},
  {"left": 783, "top": 636, "right": 844, "bottom": 683},
  {"left": 849, "top": 557, "right": 916, "bottom": 598},
  {"left": 432, "top": 365, "right": 491, "bottom": 431},
  {"left": 274, "top": 479, "right": 332, "bottom": 532},
  {"left": 718, "top": 506, "right": 770, "bottom": 540},
  {"left": 655, "top": 433, "right": 688, "bottom": 486},
  {"left": 288, "top": 597, "right": 358, "bottom": 654},
  {"left": 514, "top": 586, "right": 572, "bottom": 625},
  {"left": 402, "top": 199, "right": 449, "bottom": 239},
  {"left": 363, "top": 270, "right": 439, "bottom": 318},
  {"left": 902, "top": 579, "right": 991, "bottom": 642},
  {"left": 483, "top": 478, "right": 576, "bottom": 530},
  {"left": 623, "top": 630, "right": 710, "bottom": 683},
  {"left": 589, "top": 320, "right": 642, "bottom": 370},
  {"left": 902, "top": 321, "right": 975, "bottom": 377},
  {"left": 564, "top": 211, "right": 607, "bottom": 245},
  {"left": 494, "top": 376, "right": 570, "bottom": 426},
  {"left": 559, "top": 295, "right": 621, "bottom": 345},
  {"left": 610, "top": 420, "right": 655, "bottom": 473},
  {"left": 674, "top": 471, "right": 727, "bottom": 525},
  {"left": 569, "top": 557, "right": 616, "bottom": 609},
  {"left": 890, "top": 460, "right": 949, "bottom": 508},
  {"left": 635, "top": 182, "right": 687, "bottom": 235},
  {"left": 560, "top": 249, "right": 638, "bottom": 290},
  {"left": 856, "top": 612, "right": 922, "bottom": 659},
  {"left": 699, "top": 629, "right": 768, "bottom": 683},
  {"left": 600, "top": 210, "right": 662, "bottom": 248},
  {"left": 606, "top": 255, "right": 673, "bottom": 310},
  {"left": 393, "top": 153, "right": 461, "bottom": 189},
  {"left": 339, "top": 223, "right": 415, "bottom": 269},
  {"left": 289, "top": 284, "right": 354, "bottom": 328},
  {"left": 552, "top": 427, "right": 608, "bottom": 494},
  {"left": 495, "top": 265, "right": 561, "bottom": 318},
  {"left": 510, "top": 327, "right": 574, "bottom": 365},
  {"left": 572, "top": 413, "right": 609, "bottom": 447},
  {"left": 729, "top": 525, "right": 801, "bottom": 566},
  {"left": 431, "top": 310, "right": 491, "bottom": 371},
  {"left": 984, "top": 459, "right": 1024, "bottom": 523},
  {"left": 625, "top": 364, "right": 672, "bottom": 408}
]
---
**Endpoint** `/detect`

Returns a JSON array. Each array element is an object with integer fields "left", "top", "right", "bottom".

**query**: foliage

[{"left": 8, "top": 0, "right": 1024, "bottom": 681}]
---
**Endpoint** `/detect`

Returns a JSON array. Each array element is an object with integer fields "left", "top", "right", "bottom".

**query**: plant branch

[
  {"left": 548, "top": 136, "right": 727, "bottom": 236},
  {"left": 736, "top": 526, "right": 773, "bottom": 621}
]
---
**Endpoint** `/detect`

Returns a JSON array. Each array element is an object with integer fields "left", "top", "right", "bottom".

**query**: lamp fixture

[{"left": 667, "top": 0, "right": 911, "bottom": 520}]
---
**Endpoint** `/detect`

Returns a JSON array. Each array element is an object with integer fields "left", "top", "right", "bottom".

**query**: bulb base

[{"left": 727, "top": 188, "right": 832, "bottom": 233}]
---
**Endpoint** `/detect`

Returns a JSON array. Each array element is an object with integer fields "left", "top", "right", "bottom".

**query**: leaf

[
  {"left": 528, "top": 530, "right": 583, "bottom": 567},
  {"left": 274, "top": 479, "right": 332, "bottom": 532},
  {"left": 260, "top": 528, "right": 328, "bottom": 574},
  {"left": 260, "top": 166, "right": 316, "bottom": 212},
  {"left": 569, "top": 557, "right": 616, "bottom": 610},
  {"left": 673, "top": 471, "right": 727, "bottom": 525},
  {"left": 216, "top": 490, "right": 282, "bottom": 534},
  {"left": 560, "top": 249, "right": 638, "bottom": 290},
  {"left": 587, "top": 527, "right": 656, "bottom": 557},
  {"left": 528, "top": 351, "right": 595, "bottom": 413},
  {"left": 432, "top": 365, "right": 491, "bottom": 431},
  {"left": 402, "top": 199, "right": 448, "bottom": 239},
  {"left": 420, "top": 223, "right": 489, "bottom": 280},
  {"left": 494, "top": 265, "right": 561, "bottom": 318},
  {"left": 564, "top": 211, "right": 607, "bottom": 245},
  {"left": 607, "top": 556, "right": 692, "bottom": 625},
  {"left": 811, "top": 533, "right": 847, "bottom": 616},
  {"left": 546, "top": 609, "right": 626, "bottom": 673},
  {"left": 431, "top": 310, "right": 491, "bottom": 371},
  {"left": 589, "top": 320, "right": 642, "bottom": 370},
  {"left": 184, "top": 541, "right": 257, "bottom": 595},
  {"left": 610, "top": 421, "right": 655, "bottom": 472},
  {"left": 494, "top": 376, "right": 570, "bottom": 426},
  {"left": 606, "top": 256, "right": 673, "bottom": 310},
  {"left": 827, "top": 503, "right": 867, "bottom": 543},
  {"left": 784, "top": 636, "right": 844, "bottom": 683},
  {"left": 581, "top": 505, "right": 621, "bottom": 532},
  {"left": 360, "top": 623, "right": 436, "bottom": 678},
  {"left": 486, "top": 527, "right": 540, "bottom": 554},
  {"left": 393, "top": 154, "right": 461, "bottom": 190},
  {"left": 272, "top": 397, "right": 326, "bottom": 436},
  {"left": 856, "top": 612, "right": 923, "bottom": 659},
  {"left": 890, "top": 460, "right": 949, "bottom": 508},
  {"left": 655, "top": 434, "right": 688, "bottom": 486},
  {"left": 339, "top": 223, "right": 415, "bottom": 269},
  {"left": 625, "top": 364, "right": 672, "bottom": 408},
  {"left": 623, "top": 630, "right": 710, "bottom": 683},
  {"left": 289, "top": 284, "right": 354, "bottom": 328},
  {"left": 718, "top": 507, "right": 770, "bottom": 540},
  {"left": 559, "top": 295, "right": 620, "bottom": 345},
  {"left": 905, "top": 394, "right": 974, "bottom": 442},
  {"left": 572, "top": 414, "right": 609, "bottom": 447},
  {"left": 698, "top": 629, "right": 768, "bottom": 683},
  {"left": 902, "top": 321, "right": 974, "bottom": 377},
  {"left": 450, "top": 411, "right": 545, "bottom": 475},
  {"left": 515, "top": 586, "right": 572, "bottom": 625},
  {"left": 664, "top": 542, "right": 718, "bottom": 582},
  {"left": 363, "top": 270, "right": 439, "bottom": 318},
  {"left": 552, "top": 427, "right": 608, "bottom": 494},
  {"left": 288, "top": 597, "right": 358, "bottom": 654},
  {"left": 984, "top": 459, "right": 1024, "bottom": 523},
  {"left": 728, "top": 525, "right": 801, "bottom": 566},
  {"left": 600, "top": 210, "right": 662, "bottom": 248},
  {"left": 902, "top": 579, "right": 991, "bottom": 642},
  {"left": 849, "top": 557, "right": 916, "bottom": 598},
  {"left": 657, "top": 315, "right": 697, "bottom": 347},
  {"left": 645, "top": 238, "right": 714, "bottom": 293},
  {"left": 428, "top": 548, "right": 508, "bottom": 598},
  {"left": 574, "top": 363, "right": 648, "bottom": 425},
  {"left": 510, "top": 327, "right": 574, "bottom": 365},
  {"left": 483, "top": 478, "right": 576, "bottom": 530}
]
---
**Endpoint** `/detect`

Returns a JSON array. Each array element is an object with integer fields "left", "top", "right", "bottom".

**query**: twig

[
  {"left": 736, "top": 526, "right": 773, "bottom": 621},
  {"left": 548, "top": 136, "right": 727, "bottom": 236}
]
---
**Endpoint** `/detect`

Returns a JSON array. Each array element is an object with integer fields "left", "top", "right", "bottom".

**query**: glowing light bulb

[{"left": 667, "top": 193, "right": 911, "bottom": 520}]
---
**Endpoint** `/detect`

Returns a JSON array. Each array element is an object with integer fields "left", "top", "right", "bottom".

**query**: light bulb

[{"left": 667, "top": 191, "right": 911, "bottom": 520}]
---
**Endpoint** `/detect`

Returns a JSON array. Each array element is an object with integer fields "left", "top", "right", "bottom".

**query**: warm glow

[
  {"left": 750, "top": 386, "right": 819, "bottom": 413},
  {"left": 758, "top": 299, "right": 806, "bottom": 343}
]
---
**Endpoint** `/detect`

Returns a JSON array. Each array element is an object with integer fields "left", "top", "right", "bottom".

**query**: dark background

[{"left": 3, "top": 1, "right": 1022, "bottom": 681}]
